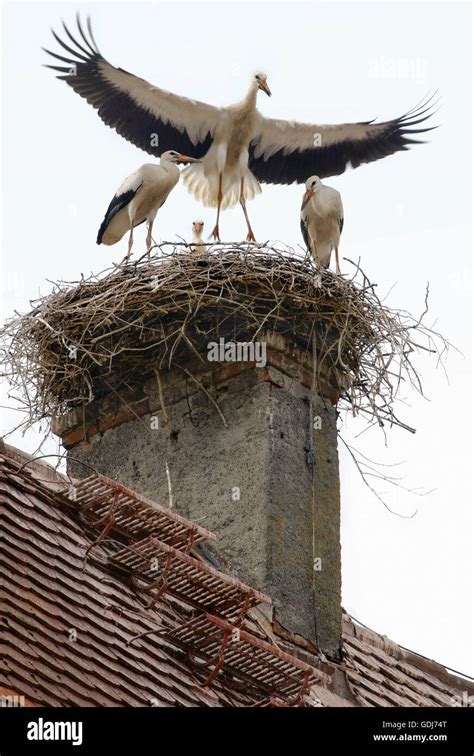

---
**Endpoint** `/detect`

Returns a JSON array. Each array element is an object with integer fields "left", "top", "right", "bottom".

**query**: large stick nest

[{"left": 0, "top": 243, "right": 447, "bottom": 435}]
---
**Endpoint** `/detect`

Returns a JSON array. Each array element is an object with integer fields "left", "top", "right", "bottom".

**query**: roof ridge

[
  {"left": 342, "top": 614, "right": 474, "bottom": 691},
  {"left": 0, "top": 442, "right": 69, "bottom": 484}
]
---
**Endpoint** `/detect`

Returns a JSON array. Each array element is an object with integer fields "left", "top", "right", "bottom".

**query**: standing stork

[
  {"left": 97, "top": 150, "right": 201, "bottom": 262},
  {"left": 300, "top": 176, "right": 344, "bottom": 274},
  {"left": 44, "top": 16, "right": 437, "bottom": 241}
]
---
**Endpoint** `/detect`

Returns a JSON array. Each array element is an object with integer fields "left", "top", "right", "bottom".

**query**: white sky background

[{"left": 1, "top": 1, "right": 472, "bottom": 676}]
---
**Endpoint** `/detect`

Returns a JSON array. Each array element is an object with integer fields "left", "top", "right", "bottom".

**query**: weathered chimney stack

[
  {"left": 60, "top": 330, "right": 343, "bottom": 660},
  {"left": 7, "top": 245, "right": 443, "bottom": 670}
]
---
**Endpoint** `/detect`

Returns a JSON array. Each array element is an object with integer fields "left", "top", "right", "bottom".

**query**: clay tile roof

[
  {"left": 0, "top": 447, "right": 328, "bottom": 707},
  {"left": 1, "top": 444, "right": 471, "bottom": 708},
  {"left": 340, "top": 615, "right": 474, "bottom": 708}
]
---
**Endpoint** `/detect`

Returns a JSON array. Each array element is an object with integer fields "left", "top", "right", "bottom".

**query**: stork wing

[
  {"left": 300, "top": 217, "right": 311, "bottom": 252},
  {"left": 97, "top": 170, "right": 143, "bottom": 244},
  {"left": 250, "top": 95, "right": 438, "bottom": 185},
  {"left": 44, "top": 16, "right": 219, "bottom": 158},
  {"left": 334, "top": 192, "right": 344, "bottom": 235}
]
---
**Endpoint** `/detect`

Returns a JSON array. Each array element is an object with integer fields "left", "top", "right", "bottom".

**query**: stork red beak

[
  {"left": 302, "top": 188, "right": 315, "bottom": 208},
  {"left": 258, "top": 79, "right": 272, "bottom": 97},
  {"left": 176, "top": 154, "right": 202, "bottom": 164}
]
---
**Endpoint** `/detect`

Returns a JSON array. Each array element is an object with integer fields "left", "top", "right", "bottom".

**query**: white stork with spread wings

[{"left": 44, "top": 16, "right": 437, "bottom": 242}]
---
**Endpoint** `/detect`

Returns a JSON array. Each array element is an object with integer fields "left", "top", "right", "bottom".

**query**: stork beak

[
  {"left": 177, "top": 154, "right": 202, "bottom": 164},
  {"left": 302, "top": 188, "right": 314, "bottom": 208},
  {"left": 258, "top": 79, "right": 272, "bottom": 97}
]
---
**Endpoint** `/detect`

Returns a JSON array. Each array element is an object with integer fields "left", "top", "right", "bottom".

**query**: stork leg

[
  {"left": 211, "top": 174, "right": 223, "bottom": 241},
  {"left": 311, "top": 237, "right": 318, "bottom": 264},
  {"left": 335, "top": 246, "right": 342, "bottom": 276},
  {"left": 114, "top": 219, "right": 135, "bottom": 268},
  {"left": 128, "top": 226, "right": 134, "bottom": 257},
  {"left": 239, "top": 178, "right": 256, "bottom": 242},
  {"left": 146, "top": 220, "right": 154, "bottom": 265}
]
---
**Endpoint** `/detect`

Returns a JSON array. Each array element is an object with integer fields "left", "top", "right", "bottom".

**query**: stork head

[
  {"left": 253, "top": 72, "right": 271, "bottom": 97},
  {"left": 161, "top": 150, "right": 202, "bottom": 165},
  {"left": 302, "top": 176, "right": 321, "bottom": 207},
  {"left": 192, "top": 220, "right": 204, "bottom": 235}
]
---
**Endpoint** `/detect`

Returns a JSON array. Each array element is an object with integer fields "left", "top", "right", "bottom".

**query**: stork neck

[
  {"left": 160, "top": 159, "right": 180, "bottom": 181},
  {"left": 242, "top": 84, "right": 259, "bottom": 111}
]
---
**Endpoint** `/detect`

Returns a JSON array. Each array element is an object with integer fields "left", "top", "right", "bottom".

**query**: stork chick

[
  {"left": 190, "top": 220, "right": 206, "bottom": 254},
  {"left": 300, "top": 176, "right": 344, "bottom": 275},
  {"left": 97, "top": 150, "right": 201, "bottom": 263}
]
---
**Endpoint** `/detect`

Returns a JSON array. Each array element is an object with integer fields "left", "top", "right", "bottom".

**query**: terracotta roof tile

[
  {"left": 341, "top": 617, "right": 473, "bottom": 707},
  {"left": 1, "top": 448, "right": 471, "bottom": 708},
  {"left": 1, "top": 453, "right": 315, "bottom": 706}
]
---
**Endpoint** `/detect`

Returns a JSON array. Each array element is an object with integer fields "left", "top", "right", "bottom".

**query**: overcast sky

[{"left": 1, "top": 1, "right": 472, "bottom": 677}]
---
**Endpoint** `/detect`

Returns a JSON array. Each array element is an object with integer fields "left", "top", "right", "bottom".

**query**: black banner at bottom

[{"left": 0, "top": 705, "right": 472, "bottom": 753}]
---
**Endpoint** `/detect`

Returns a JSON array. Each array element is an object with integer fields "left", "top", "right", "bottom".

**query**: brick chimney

[{"left": 58, "top": 330, "right": 342, "bottom": 660}]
